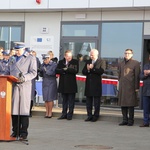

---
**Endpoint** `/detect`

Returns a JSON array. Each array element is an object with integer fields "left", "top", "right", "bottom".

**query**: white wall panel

[
  {"left": 144, "top": 22, "right": 150, "bottom": 35},
  {"left": 10, "top": 0, "right": 48, "bottom": 9},
  {"left": 62, "top": 12, "right": 101, "bottom": 21},
  {"left": 49, "top": 0, "right": 88, "bottom": 8},
  {"left": 102, "top": 11, "right": 144, "bottom": 21},
  {"left": 0, "top": 0, "right": 9, "bottom": 9},
  {"left": 144, "top": 11, "right": 150, "bottom": 20},
  {"left": 0, "top": 13, "right": 24, "bottom": 21},
  {"left": 1, "top": 0, "right": 150, "bottom": 10},
  {"left": 90, "top": 0, "right": 133, "bottom": 8},
  {"left": 134, "top": 0, "right": 150, "bottom": 6},
  {"left": 25, "top": 13, "right": 61, "bottom": 58}
]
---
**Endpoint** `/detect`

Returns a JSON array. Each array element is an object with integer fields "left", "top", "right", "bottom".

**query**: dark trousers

[
  {"left": 121, "top": 107, "right": 134, "bottom": 124},
  {"left": 30, "top": 100, "right": 33, "bottom": 116},
  {"left": 86, "top": 96, "right": 101, "bottom": 118},
  {"left": 12, "top": 115, "right": 29, "bottom": 137},
  {"left": 61, "top": 93, "right": 75, "bottom": 118},
  {"left": 143, "top": 96, "right": 150, "bottom": 125}
]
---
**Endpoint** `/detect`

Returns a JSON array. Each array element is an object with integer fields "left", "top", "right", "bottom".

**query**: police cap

[
  {"left": 13, "top": 42, "right": 25, "bottom": 50},
  {"left": 42, "top": 54, "right": 50, "bottom": 60},
  {"left": 2, "top": 50, "right": 10, "bottom": 56}
]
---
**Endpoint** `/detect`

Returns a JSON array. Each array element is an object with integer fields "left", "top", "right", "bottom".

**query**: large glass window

[
  {"left": 100, "top": 22, "right": 143, "bottom": 106},
  {"left": 60, "top": 22, "right": 143, "bottom": 106},
  {"left": 0, "top": 22, "right": 24, "bottom": 50},
  {"left": 101, "top": 22, "right": 143, "bottom": 77},
  {"left": 62, "top": 24, "right": 99, "bottom": 36}
]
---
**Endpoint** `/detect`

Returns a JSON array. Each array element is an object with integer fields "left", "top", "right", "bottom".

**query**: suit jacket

[
  {"left": 82, "top": 58, "right": 106, "bottom": 97},
  {"left": 56, "top": 58, "right": 79, "bottom": 93},
  {"left": 140, "top": 62, "right": 150, "bottom": 96}
]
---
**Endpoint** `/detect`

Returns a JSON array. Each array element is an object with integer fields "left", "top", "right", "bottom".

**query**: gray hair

[{"left": 90, "top": 49, "right": 99, "bottom": 56}]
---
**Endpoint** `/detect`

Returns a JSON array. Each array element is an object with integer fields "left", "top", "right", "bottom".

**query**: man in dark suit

[
  {"left": 139, "top": 55, "right": 150, "bottom": 127},
  {"left": 56, "top": 50, "right": 79, "bottom": 120},
  {"left": 82, "top": 49, "right": 106, "bottom": 122}
]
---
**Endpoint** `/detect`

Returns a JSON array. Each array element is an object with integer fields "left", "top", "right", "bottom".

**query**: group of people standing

[
  {"left": 40, "top": 49, "right": 105, "bottom": 122},
  {"left": 0, "top": 43, "right": 150, "bottom": 141}
]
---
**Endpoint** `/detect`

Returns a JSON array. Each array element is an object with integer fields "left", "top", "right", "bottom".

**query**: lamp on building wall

[{"left": 36, "top": 0, "right": 41, "bottom": 4}]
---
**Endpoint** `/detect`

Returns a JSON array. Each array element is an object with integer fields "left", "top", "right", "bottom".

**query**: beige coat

[
  {"left": 5, "top": 52, "right": 37, "bottom": 115},
  {"left": 118, "top": 58, "right": 140, "bottom": 106}
]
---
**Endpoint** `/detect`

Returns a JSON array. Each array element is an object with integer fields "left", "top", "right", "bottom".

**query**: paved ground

[
  {"left": 0, "top": 106, "right": 149, "bottom": 150},
  {"left": 0, "top": 116, "right": 149, "bottom": 150},
  {"left": 32, "top": 105, "right": 143, "bottom": 123}
]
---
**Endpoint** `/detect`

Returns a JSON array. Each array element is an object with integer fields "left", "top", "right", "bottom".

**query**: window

[
  {"left": 62, "top": 24, "right": 99, "bottom": 36},
  {"left": 0, "top": 22, "right": 24, "bottom": 49},
  {"left": 101, "top": 22, "right": 143, "bottom": 76}
]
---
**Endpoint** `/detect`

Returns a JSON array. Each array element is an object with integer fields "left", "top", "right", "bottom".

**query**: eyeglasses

[{"left": 124, "top": 53, "right": 132, "bottom": 55}]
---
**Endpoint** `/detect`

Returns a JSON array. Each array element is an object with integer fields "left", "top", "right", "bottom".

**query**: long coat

[
  {"left": 40, "top": 61, "right": 57, "bottom": 101},
  {"left": 31, "top": 57, "right": 41, "bottom": 100},
  {"left": 5, "top": 52, "right": 37, "bottom": 115},
  {"left": 56, "top": 58, "right": 79, "bottom": 93},
  {"left": 82, "top": 59, "right": 106, "bottom": 97},
  {"left": 118, "top": 58, "right": 140, "bottom": 106},
  {"left": 140, "top": 63, "right": 150, "bottom": 96}
]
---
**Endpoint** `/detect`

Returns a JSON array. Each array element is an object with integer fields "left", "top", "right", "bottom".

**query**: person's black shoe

[
  {"left": 20, "top": 135, "right": 27, "bottom": 140},
  {"left": 85, "top": 116, "right": 93, "bottom": 121},
  {"left": 57, "top": 115, "right": 67, "bottom": 120},
  {"left": 139, "top": 124, "right": 149, "bottom": 127},
  {"left": 10, "top": 132, "right": 17, "bottom": 137},
  {"left": 67, "top": 117, "right": 72, "bottom": 120},
  {"left": 91, "top": 116, "right": 99, "bottom": 122},
  {"left": 119, "top": 122, "right": 128, "bottom": 126},
  {"left": 48, "top": 116, "right": 52, "bottom": 118},
  {"left": 127, "top": 123, "right": 133, "bottom": 126}
]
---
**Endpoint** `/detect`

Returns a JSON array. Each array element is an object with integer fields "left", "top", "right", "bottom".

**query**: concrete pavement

[
  {"left": 0, "top": 106, "right": 149, "bottom": 150},
  {"left": 32, "top": 105, "right": 143, "bottom": 123}
]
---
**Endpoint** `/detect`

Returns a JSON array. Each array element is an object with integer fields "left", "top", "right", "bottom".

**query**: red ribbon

[{"left": 56, "top": 74, "right": 143, "bottom": 86}]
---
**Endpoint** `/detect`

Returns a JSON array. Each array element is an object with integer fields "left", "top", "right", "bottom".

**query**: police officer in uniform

[
  {"left": 0, "top": 50, "right": 10, "bottom": 74},
  {"left": 4, "top": 42, "right": 37, "bottom": 140}
]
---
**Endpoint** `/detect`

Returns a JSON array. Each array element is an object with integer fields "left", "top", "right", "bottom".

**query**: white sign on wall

[{"left": 30, "top": 36, "right": 54, "bottom": 60}]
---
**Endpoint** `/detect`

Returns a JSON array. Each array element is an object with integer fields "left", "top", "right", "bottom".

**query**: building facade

[{"left": 0, "top": 0, "right": 150, "bottom": 105}]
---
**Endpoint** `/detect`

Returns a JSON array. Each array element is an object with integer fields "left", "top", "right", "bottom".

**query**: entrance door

[
  {"left": 60, "top": 39, "right": 98, "bottom": 104},
  {"left": 60, "top": 40, "right": 97, "bottom": 58}
]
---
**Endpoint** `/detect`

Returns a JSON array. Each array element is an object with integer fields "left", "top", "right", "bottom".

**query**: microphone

[
  {"left": 9, "top": 56, "right": 16, "bottom": 65},
  {"left": 18, "top": 72, "right": 25, "bottom": 83},
  {"left": 9, "top": 56, "right": 24, "bottom": 83}
]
